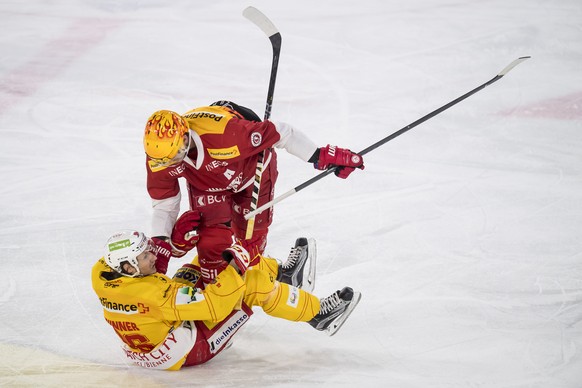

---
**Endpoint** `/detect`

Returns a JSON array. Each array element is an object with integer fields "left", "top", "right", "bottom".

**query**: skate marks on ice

[{"left": 0, "top": 18, "right": 123, "bottom": 117}]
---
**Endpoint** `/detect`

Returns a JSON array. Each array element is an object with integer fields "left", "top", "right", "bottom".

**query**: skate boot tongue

[{"left": 277, "top": 238, "right": 316, "bottom": 292}]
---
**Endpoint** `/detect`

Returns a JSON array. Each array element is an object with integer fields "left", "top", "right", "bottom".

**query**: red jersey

[{"left": 146, "top": 105, "right": 281, "bottom": 200}]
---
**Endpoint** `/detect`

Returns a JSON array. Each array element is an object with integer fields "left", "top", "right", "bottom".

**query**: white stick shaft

[{"left": 244, "top": 188, "right": 297, "bottom": 220}]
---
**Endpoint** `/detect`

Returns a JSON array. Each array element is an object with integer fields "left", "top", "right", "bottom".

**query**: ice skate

[
  {"left": 307, "top": 287, "right": 361, "bottom": 336},
  {"left": 277, "top": 237, "right": 316, "bottom": 292}
]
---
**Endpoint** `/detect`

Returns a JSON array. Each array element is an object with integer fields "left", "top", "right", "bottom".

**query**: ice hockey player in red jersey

[
  {"left": 91, "top": 230, "right": 361, "bottom": 370},
  {"left": 143, "top": 101, "right": 364, "bottom": 286}
]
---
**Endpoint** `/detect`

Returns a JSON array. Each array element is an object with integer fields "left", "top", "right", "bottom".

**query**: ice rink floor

[{"left": 1, "top": 0, "right": 581, "bottom": 387}]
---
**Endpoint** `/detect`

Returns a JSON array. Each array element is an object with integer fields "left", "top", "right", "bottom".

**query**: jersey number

[{"left": 116, "top": 331, "right": 155, "bottom": 353}]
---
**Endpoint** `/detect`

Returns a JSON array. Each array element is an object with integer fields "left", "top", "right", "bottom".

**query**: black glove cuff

[{"left": 308, "top": 148, "right": 320, "bottom": 163}]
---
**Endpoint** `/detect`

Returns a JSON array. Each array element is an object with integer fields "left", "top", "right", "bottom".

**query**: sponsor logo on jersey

[
  {"left": 195, "top": 194, "right": 228, "bottom": 207},
  {"left": 104, "top": 281, "right": 121, "bottom": 289},
  {"left": 183, "top": 111, "right": 225, "bottom": 122},
  {"left": 205, "top": 160, "right": 229, "bottom": 172},
  {"left": 99, "top": 297, "right": 149, "bottom": 315},
  {"left": 207, "top": 146, "right": 240, "bottom": 160},
  {"left": 251, "top": 132, "right": 262, "bottom": 147},
  {"left": 100, "top": 297, "right": 140, "bottom": 314},
  {"left": 124, "top": 331, "right": 179, "bottom": 368},
  {"left": 208, "top": 310, "right": 250, "bottom": 353},
  {"left": 287, "top": 286, "right": 300, "bottom": 308},
  {"left": 168, "top": 163, "right": 187, "bottom": 177},
  {"left": 138, "top": 303, "right": 149, "bottom": 314},
  {"left": 233, "top": 203, "right": 251, "bottom": 216}
]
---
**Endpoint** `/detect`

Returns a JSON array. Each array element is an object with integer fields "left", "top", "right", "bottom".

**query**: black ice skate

[
  {"left": 277, "top": 237, "right": 316, "bottom": 293},
  {"left": 307, "top": 287, "right": 361, "bottom": 336}
]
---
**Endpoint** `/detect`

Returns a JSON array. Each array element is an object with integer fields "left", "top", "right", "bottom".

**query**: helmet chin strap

[{"left": 121, "top": 261, "right": 142, "bottom": 278}]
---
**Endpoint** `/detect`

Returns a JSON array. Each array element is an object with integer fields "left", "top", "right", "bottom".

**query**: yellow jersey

[{"left": 91, "top": 258, "right": 245, "bottom": 367}]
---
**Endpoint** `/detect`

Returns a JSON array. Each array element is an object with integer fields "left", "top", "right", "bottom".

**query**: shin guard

[{"left": 262, "top": 282, "right": 320, "bottom": 322}]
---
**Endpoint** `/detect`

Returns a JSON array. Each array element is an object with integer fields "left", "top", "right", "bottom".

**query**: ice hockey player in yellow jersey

[{"left": 91, "top": 230, "right": 361, "bottom": 370}]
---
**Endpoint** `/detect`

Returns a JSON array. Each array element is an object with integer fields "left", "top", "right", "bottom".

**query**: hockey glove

[
  {"left": 313, "top": 145, "right": 364, "bottom": 179},
  {"left": 151, "top": 237, "right": 172, "bottom": 274},
  {"left": 222, "top": 245, "right": 251, "bottom": 276},
  {"left": 170, "top": 210, "right": 201, "bottom": 257}
]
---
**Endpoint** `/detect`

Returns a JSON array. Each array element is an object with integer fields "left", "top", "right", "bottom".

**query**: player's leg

[
  {"left": 186, "top": 184, "right": 234, "bottom": 284},
  {"left": 182, "top": 303, "right": 254, "bottom": 367},
  {"left": 243, "top": 269, "right": 319, "bottom": 322},
  {"left": 242, "top": 269, "right": 360, "bottom": 335}
]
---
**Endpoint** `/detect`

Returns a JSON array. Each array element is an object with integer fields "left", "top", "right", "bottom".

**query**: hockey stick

[
  {"left": 244, "top": 56, "right": 531, "bottom": 220},
  {"left": 242, "top": 6, "right": 282, "bottom": 239}
]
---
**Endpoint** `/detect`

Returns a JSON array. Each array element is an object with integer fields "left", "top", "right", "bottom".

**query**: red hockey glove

[
  {"left": 222, "top": 245, "right": 251, "bottom": 276},
  {"left": 170, "top": 210, "right": 201, "bottom": 257},
  {"left": 313, "top": 145, "right": 364, "bottom": 179},
  {"left": 151, "top": 237, "right": 172, "bottom": 274}
]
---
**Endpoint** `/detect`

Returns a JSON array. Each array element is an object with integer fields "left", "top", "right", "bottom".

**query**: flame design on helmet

[
  {"left": 146, "top": 111, "right": 187, "bottom": 139},
  {"left": 143, "top": 110, "right": 189, "bottom": 160}
]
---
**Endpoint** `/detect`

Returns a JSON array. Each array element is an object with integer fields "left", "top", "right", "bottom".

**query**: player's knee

[{"left": 244, "top": 269, "right": 276, "bottom": 299}]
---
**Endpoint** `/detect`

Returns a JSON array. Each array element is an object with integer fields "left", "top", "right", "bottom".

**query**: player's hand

[
  {"left": 313, "top": 144, "right": 364, "bottom": 179},
  {"left": 170, "top": 210, "right": 201, "bottom": 257},
  {"left": 222, "top": 245, "right": 251, "bottom": 275},
  {"left": 151, "top": 237, "right": 172, "bottom": 274}
]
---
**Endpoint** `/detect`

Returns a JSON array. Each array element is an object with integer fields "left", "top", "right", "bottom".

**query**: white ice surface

[{"left": 1, "top": 0, "right": 581, "bottom": 387}]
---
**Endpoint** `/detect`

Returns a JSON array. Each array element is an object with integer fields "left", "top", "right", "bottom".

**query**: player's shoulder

[{"left": 182, "top": 106, "right": 240, "bottom": 136}]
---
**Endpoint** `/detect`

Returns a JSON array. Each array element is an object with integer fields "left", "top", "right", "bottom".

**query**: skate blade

[
  {"left": 326, "top": 291, "right": 362, "bottom": 337},
  {"left": 302, "top": 238, "right": 317, "bottom": 293}
]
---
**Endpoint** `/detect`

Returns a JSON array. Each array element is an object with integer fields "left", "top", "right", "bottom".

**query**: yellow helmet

[{"left": 143, "top": 110, "right": 190, "bottom": 167}]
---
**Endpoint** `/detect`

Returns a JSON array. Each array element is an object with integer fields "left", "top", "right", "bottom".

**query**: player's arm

[
  {"left": 146, "top": 162, "right": 182, "bottom": 238},
  {"left": 272, "top": 121, "right": 365, "bottom": 178},
  {"left": 159, "top": 246, "right": 251, "bottom": 322},
  {"left": 151, "top": 194, "right": 180, "bottom": 238},
  {"left": 272, "top": 121, "right": 318, "bottom": 161}
]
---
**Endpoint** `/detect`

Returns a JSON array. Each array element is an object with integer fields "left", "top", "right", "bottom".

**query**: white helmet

[{"left": 104, "top": 230, "right": 151, "bottom": 277}]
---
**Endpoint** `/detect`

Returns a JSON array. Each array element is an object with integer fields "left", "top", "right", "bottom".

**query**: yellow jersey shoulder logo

[{"left": 182, "top": 106, "right": 236, "bottom": 136}]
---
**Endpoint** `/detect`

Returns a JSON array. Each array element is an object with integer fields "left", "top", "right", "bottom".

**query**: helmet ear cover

[
  {"left": 143, "top": 110, "right": 190, "bottom": 166},
  {"left": 104, "top": 230, "right": 152, "bottom": 277}
]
